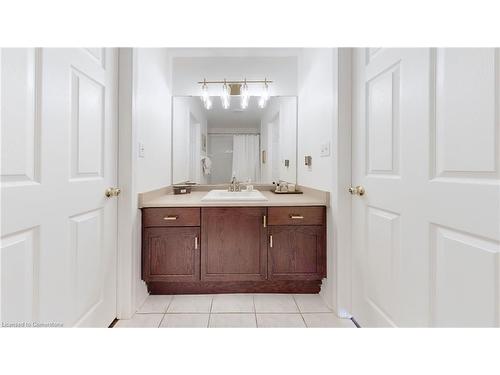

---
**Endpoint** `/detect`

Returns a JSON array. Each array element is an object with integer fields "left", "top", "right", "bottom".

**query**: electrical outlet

[
  {"left": 320, "top": 142, "right": 330, "bottom": 157},
  {"left": 138, "top": 142, "right": 145, "bottom": 158}
]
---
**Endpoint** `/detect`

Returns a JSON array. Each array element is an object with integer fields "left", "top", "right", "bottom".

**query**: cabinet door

[
  {"left": 268, "top": 226, "right": 326, "bottom": 280},
  {"left": 201, "top": 207, "right": 267, "bottom": 281},
  {"left": 143, "top": 227, "right": 200, "bottom": 282}
]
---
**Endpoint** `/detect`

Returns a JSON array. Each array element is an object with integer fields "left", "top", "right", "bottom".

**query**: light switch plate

[
  {"left": 138, "top": 142, "right": 145, "bottom": 158},
  {"left": 320, "top": 142, "right": 330, "bottom": 157}
]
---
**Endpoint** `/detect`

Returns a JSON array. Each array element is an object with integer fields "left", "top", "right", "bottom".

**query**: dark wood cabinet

[
  {"left": 141, "top": 205, "right": 327, "bottom": 294},
  {"left": 201, "top": 207, "right": 267, "bottom": 282},
  {"left": 268, "top": 225, "right": 326, "bottom": 280},
  {"left": 143, "top": 227, "right": 200, "bottom": 282},
  {"left": 142, "top": 207, "right": 200, "bottom": 227},
  {"left": 268, "top": 206, "right": 326, "bottom": 226}
]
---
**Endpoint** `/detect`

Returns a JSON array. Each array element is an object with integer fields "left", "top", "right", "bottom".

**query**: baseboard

[{"left": 147, "top": 280, "right": 322, "bottom": 294}]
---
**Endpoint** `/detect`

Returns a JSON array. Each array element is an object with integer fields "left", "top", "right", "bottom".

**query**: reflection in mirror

[{"left": 172, "top": 96, "right": 297, "bottom": 185}]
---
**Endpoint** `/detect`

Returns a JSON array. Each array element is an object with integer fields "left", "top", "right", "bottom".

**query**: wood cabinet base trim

[{"left": 146, "top": 280, "right": 322, "bottom": 294}]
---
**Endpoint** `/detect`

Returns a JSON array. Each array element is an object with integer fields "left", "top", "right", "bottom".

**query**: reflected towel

[{"left": 201, "top": 156, "right": 212, "bottom": 175}]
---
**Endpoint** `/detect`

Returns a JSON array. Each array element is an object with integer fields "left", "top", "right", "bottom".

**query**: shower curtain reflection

[{"left": 232, "top": 134, "right": 260, "bottom": 183}]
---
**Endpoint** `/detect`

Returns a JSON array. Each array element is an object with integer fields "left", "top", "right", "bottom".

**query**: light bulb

[
  {"left": 222, "top": 96, "right": 230, "bottom": 109},
  {"left": 258, "top": 95, "right": 267, "bottom": 108},
  {"left": 262, "top": 85, "right": 269, "bottom": 101},
  {"left": 259, "top": 80, "right": 269, "bottom": 108},
  {"left": 205, "top": 96, "right": 212, "bottom": 110},
  {"left": 201, "top": 81, "right": 209, "bottom": 103},
  {"left": 240, "top": 81, "right": 249, "bottom": 109},
  {"left": 221, "top": 81, "right": 230, "bottom": 109}
]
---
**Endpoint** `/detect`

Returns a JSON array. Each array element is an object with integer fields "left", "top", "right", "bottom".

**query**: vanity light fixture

[
  {"left": 221, "top": 79, "right": 230, "bottom": 109},
  {"left": 240, "top": 79, "right": 249, "bottom": 109},
  {"left": 200, "top": 79, "right": 212, "bottom": 110},
  {"left": 204, "top": 96, "right": 212, "bottom": 110},
  {"left": 258, "top": 78, "right": 270, "bottom": 108},
  {"left": 197, "top": 78, "right": 273, "bottom": 110},
  {"left": 201, "top": 79, "right": 209, "bottom": 103}
]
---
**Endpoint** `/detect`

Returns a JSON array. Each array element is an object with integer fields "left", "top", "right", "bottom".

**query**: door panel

[
  {"left": 0, "top": 48, "right": 41, "bottom": 185},
  {"left": 432, "top": 225, "right": 498, "bottom": 327},
  {"left": 351, "top": 48, "right": 500, "bottom": 327},
  {"left": 201, "top": 207, "right": 267, "bottom": 281},
  {"left": 268, "top": 226, "right": 325, "bottom": 280},
  {"left": 0, "top": 227, "right": 38, "bottom": 323},
  {"left": 143, "top": 227, "right": 200, "bottom": 282},
  {"left": 433, "top": 49, "right": 498, "bottom": 178},
  {"left": 1, "top": 48, "right": 118, "bottom": 327}
]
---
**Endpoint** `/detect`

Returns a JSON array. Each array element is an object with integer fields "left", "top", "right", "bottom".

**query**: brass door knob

[
  {"left": 105, "top": 187, "right": 121, "bottom": 198},
  {"left": 348, "top": 185, "right": 365, "bottom": 196}
]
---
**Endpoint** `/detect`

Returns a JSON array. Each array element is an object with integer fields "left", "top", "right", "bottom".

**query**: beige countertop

[{"left": 139, "top": 186, "right": 329, "bottom": 208}]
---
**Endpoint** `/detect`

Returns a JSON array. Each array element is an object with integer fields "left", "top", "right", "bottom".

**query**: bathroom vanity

[
  {"left": 142, "top": 94, "right": 326, "bottom": 294},
  {"left": 140, "top": 188, "right": 328, "bottom": 294}
]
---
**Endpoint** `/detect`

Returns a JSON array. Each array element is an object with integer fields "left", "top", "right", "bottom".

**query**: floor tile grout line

[
  {"left": 158, "top": 313, "right": 166, "bottom": 328},
  {"left": 292, "top": 295, "right": 308, "bottom": 328},
  {"left": 253, "top": 295, "right": 258, "bottom": 328},
  {"left": 158, "top": 295, "right": 175, "bottom": 327},
  {"left": 299, "top": 313, "right": 308, "bottom": 328},
  {"left": 165, "top": 295, "right": 174, "bottom": 313},
  {"left": 207, "top": 295, "right": 214, "bottom": 328}
]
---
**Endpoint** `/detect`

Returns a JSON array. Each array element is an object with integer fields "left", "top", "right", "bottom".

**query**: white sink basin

[{"left": 201, "top": 189, "right": 268, "bottom": 202}]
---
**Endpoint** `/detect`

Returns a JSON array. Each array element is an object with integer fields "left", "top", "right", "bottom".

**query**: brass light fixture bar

[{"left": 197, "top": 79, "right": 273, "bottom": 84}]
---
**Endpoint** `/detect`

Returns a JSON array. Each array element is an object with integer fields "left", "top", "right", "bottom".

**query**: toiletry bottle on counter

[{"left": 246, "top": 178, "right": 253, "bottom": 192}]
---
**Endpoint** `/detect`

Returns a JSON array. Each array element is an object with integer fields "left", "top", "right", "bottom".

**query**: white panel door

[
  {"left": 351, "top": 48, "right": 500, "bottom": 327},
  {"left": 1, "top": 48, "right": 118, "bottom": 327}
]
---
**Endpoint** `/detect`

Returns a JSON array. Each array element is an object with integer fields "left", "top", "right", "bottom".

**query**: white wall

[
  {"left": 297, "top": 49, "right": 335, "bottom": 191},
  {"left": 297, "top": 48, "right": 340, "bottom": 311},
  {"left": 133, "top": 48, "right": 173, "bottom": 312},
  {"left": 118, "top": 48, "right": 173, "bottom": 318},
  {"left": 135, "top": 49, "right": 172, "bottom": 192}
]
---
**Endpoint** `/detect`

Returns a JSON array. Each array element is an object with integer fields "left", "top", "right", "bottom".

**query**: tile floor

[{"left": 115, "top": 294, "right": 356, "bottom": 328}]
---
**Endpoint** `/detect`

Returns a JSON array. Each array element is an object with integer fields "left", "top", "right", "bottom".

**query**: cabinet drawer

[
  {"left": 142, "top": 207, "right": 200, "bottom": 227},
  {"left": 268, "top": 206, "right": 326, "bottom": 226}
]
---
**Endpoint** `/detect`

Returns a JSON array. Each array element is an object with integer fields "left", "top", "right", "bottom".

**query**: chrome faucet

[{"left": 228, "top": 176, "right": 241, "bottom": 192}]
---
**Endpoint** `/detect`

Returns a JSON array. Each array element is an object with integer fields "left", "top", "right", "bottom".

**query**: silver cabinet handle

[
  {"left": 194, "top": 236, "right": 199, "bottom": 249},
  {"left": 263, "top": 215, "right": 267, "bottom": 228},
  {"left": 289, "top": 215, "right": 304, "bottom": 219},
  {"left": 269, "top": 234, "right": 273, "bottom": 248}
]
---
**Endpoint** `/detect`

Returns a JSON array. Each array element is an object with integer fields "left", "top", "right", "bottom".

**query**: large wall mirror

[{"left": 172, "top": 96, "right": 297, "bottom": 185}]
